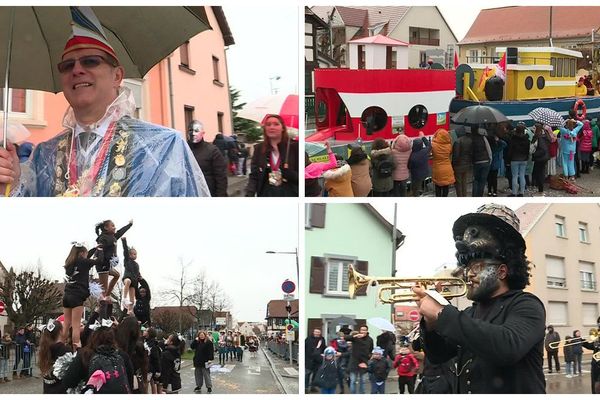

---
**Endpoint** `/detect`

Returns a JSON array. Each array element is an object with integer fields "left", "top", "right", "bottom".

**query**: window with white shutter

[
  {"left": 582, "top": 303, "right": 598, "bottom": 326},
  {"left": 325, "top": 258, "right": 353, "bottom": 295},
  {"left": 547, "top": 301, "right": 568, "bottom": 326},
  {"left": 555, "top": 216, "right": 566, "bottom": 238},
  {"left": 546, "top": 256, "right": 566, "bottom": 288}
]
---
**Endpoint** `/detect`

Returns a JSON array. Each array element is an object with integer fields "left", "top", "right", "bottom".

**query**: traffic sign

[
  {"left": 408, "top": 310, "right": 421, "bottom": 322},
  {"left": 0, "top": 301, "right": 4, "bottom": 314},
  {"left": 281, "top": 279, "right": 296, "bottom": 294},
  {"left": 283, "top": 293, "right": 295, "bottom": 301},
  {"left": 286, "top": 324, "right": 295, "bottom": 341}
]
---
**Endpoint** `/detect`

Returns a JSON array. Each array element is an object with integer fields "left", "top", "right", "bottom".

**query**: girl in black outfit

[
  {"left": 116, "top": 316, "right": 148, "bottom": 393},
  {"left": 161, "top": 334, "right": 183, "bottom": 393},
  {"left": 143, "top": 328, "right": 162, "bottom": 394},
  {"left": 62, "top": 243, "right": 102, "bottom": 350},
  {"left": 245, "top": 114, "right": 299, "bottom": 197},
  {"left": 121, "top": 237, "right": 141, "bottom": 314},
  {"left": 94, "top": 219, "right": 133, "bottom": 303},
  {"left": 134, "top": 279, "right": 152, "bottom": 326},
  {"left": 39, "top": 319, "right": 70, "bottom": 394}
]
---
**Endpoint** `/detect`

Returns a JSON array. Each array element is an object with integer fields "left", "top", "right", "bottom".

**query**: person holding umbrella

[
  {"left": 245, "top": 114, "right": 298, "bottom": 197},
  {"left": 0, "top": 7, "right": 210, "bottom": 197}
]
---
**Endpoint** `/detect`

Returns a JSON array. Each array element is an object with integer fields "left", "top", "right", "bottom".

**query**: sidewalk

[
  {"left": 227, "top": 174, "right": 248, "bottom": 197},
  {"left": 262, "top": 346, "right": 299, "bottom": 394}
]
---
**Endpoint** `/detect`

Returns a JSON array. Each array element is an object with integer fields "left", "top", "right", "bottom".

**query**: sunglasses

[{"left": 57, "top": 55, "right": 116, "bottom": 74}]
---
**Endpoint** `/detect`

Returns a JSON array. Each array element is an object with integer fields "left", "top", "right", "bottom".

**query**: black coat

[
  {"left": 408, "top": 137, "right": 431, "bottom": 181},
  {"left": 531, "top": 134, "right": 551, "bottom": 162},
  {"left": 508, "top": 134, "right": 530, "bottom": 162},
  {"left": 190, "top": 338, "right": 214, "bottom": 368},
  {"left": 189, "top": 140, "right": 228, "bottom": 197},
  {"left": 344, "top": 334, "right": 374, "bottom": 372},
  {"left": 305, "top": 335, "right": 327, "bottom": 370},
  {"left": 422, "top": 290, "right": 546, "bottom": 394},
  {"left": 246, "top": 140, "right": 299, "bottom": 197}
]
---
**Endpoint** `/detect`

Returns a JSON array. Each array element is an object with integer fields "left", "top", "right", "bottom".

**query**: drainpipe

[
  {"left": 391, "top": 203, "right": 397, "bottom": 325},
  {"left": 167, "top": 54, "right": 176, "bottom": 129},
  {"left": 549, "top": 7, "right": 553, "bottom": 47}
]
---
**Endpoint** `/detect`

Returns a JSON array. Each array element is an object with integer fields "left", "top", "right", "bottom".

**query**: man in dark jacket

[
  {"left": 414, "top": 204, "right": 546, "bottom": 394},
  {"left": 305, "top": 328, "right": 326, "bottom": 392},
  {"left": 344, "top": 326, "right": 374, "bottom": 394},
  {"left": 188, "top": 121, "right": 228, "bottom": 197},
  {"left": 531, "top": 123, "right": 552, "bottom": 194},
  {"left": 451, "top": 126, "right": 472, "bottom": 197},
  {"left": 470, "top": 125, "right": 492, "bottom": 197},
  {"left": 544, "top": 326, "right": 560, "bottom": 373}
]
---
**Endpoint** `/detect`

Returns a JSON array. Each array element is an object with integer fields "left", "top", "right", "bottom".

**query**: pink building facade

[{"left": 12, "top": 6, "right": 233, "bottom": 145}]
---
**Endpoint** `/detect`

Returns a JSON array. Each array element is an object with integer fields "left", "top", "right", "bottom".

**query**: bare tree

[
  {"left": 161, "top": 258, "right": 196, "bottom": 332},
  {"left": 0, "top": 267, "right": 62, "bottom": 328},
  {"left": 152, "top": 308, "right": 195, "bottom": 335}
]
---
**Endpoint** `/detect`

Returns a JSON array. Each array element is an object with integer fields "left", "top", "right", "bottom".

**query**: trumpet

[
  {"left": 348, "top": 265, "right": 470, "bottom": 304},
  {"left": 548, "top": 328, "right": 599, "bottom": 349}
]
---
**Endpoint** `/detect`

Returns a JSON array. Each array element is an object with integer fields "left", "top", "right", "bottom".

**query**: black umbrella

[{"left": 452, "top": 105, "right": 509, "bottom": 126}]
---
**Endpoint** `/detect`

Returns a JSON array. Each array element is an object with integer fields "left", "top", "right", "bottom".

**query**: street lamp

[
  {"left": 269, "top": 75, "right": 281, "bottom": 95},
  {"left": 266, "top": 249, "right": 299, "bottom": 286}
]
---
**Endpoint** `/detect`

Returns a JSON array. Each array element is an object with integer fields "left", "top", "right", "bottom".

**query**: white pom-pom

[
  {"left": 89, "top": 282, "right": 104, "bottom": 300},
  {"left": 53, "top": 352, "right": 76, "bottom": 380}
]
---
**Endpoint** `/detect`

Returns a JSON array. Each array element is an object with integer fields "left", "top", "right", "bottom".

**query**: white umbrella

[{"left": 367, "top": 317, "right": 395, "bottom": 332}]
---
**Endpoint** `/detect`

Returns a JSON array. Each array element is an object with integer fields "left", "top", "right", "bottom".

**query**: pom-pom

[
  {"left": 89, "top": 281, "right": 104, "bottom": 300},
  {"left": 53, "top": 351, "right": 76, "bottom": 380}
]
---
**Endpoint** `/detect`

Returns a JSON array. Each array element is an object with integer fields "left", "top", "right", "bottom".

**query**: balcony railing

[
  {"left": 581, "top": 280, "right": 597, "bottom": 290},
  {"left": 409, "top": 38, "right": 440, "bottom": 46}
]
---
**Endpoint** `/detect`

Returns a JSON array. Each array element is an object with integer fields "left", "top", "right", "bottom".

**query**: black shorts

[
  {"left": 122, "top": 274, "right": 138, "bottom": 288},
  {"left": 62, "top": 284, "right": 89, "bottom": 308}
]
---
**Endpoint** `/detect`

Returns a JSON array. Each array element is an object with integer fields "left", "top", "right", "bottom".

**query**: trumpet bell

[{"left": 347, "top": 264, "right": 468, "bottom": 304}]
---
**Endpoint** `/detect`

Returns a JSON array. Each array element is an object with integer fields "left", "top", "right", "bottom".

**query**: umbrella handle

[{"left": 4, "top": 184, "right": 10, "bottom": 197}]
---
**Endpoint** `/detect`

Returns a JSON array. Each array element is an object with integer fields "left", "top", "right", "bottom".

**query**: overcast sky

[
  {"left": 373, "top": 198, "right": 531, "bottom": 277},
  {"left": 223, "top": 5, "right": 298, "bottom": 104},
  {"left": 0, "top": 199, "right": 298, "bottom": 323}
]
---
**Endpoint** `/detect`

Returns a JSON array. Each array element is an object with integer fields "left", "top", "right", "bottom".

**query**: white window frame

[
  {"left": 579, "top": 222, "right": 589, "bottom": 243},
  {"left": 555, "top": 216, "right": 566, "bottom": 238},
  {"left": 325, "top": 257, "right": 355, "bottom": 295},
  {"left": 546, "top": 255, "right": 567, "bottom": 289},
  {"left": 0, "top": 88, "right": 32, "bottom": 118},
  {"left": 580, "top": 261, "right": 596, "bottom": 291}
]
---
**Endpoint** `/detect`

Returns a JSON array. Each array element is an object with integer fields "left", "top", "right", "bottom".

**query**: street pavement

[
  {"left": 179, "top": 346, "right": 296, "bottom": 394},
  {"left": 420, "top": 166, "right": 600, "bottom": 197},
  {"left": 227, "top": 174, "right": 248, "bottom": 197}
]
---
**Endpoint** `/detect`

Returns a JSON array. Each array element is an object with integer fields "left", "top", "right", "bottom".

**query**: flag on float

[
  {"left": 454, "top": 51, "right": 459, "bottom": 69},
  {"left": 495, "top": 53, "right": 506, "bottom": 81},
  {"left": 478, "top": 66, "right": 493, "bottom": 91}
]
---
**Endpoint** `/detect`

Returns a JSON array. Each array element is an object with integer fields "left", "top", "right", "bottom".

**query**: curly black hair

[{"left": 501, "top": 243, "right": 532, "bottom": 290}]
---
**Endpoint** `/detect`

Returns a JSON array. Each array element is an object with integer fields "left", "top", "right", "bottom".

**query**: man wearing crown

[{"left": 0, "top": 7, "right": 210, "bottom": 197}]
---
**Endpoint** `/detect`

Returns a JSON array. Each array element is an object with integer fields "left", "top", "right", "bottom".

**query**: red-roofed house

[
  {"left": 514, "top": 203, "right": 600, "bottom": 345},
  {"left": 459, "top": 6, "right": 600, "bottom": 66},
  {"left": 310, "top": 6, "right": 457, "bottom": 69}
]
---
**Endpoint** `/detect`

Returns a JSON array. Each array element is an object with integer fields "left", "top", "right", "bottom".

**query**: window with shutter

[
  {"left": 582, "top": 303, "right": 598, "bottom": 326},
  {"left": 309, "top": 256, "right": 326, "bottom": 294},
  {"left": 579, "top": 261, "right": 596, "bottom": 290},
  {"left": 546, "top": 256, "right": 566, "bottom": 288},
  {"left": 309, "top": 204, "right": 326, "bottom": 228},
  {"left": 547, "top": 301, "right": 568, "bottom": 326}
]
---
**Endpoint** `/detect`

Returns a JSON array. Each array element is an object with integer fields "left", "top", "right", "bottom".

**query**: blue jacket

[
  {"left": 558, "top": 121, "right": 583, "bottom": 155},
  {"left": 490, "top": 139, "right": 507, "bottom": 171},
  {"left": 408, "top": 137, "right": 431, "bottom": 181}
]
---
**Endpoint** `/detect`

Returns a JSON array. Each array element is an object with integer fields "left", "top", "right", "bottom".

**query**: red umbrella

[{"left": 238, "top": 94, "right": 299, "bottom": 129}]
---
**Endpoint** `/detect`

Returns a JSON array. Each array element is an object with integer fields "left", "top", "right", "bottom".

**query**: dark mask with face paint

[{"left": 455, "top": 224, "right": 505, "bottom": 268}]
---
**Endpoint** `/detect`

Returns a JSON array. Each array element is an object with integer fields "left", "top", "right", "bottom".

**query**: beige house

[
  {"left": 516, "top": 203, "right": 600, "bottom": 342},
  {"left": 311, "top": 6, "right": 457, "bottom": 69},
  {"left": 460, "top": 6, "right": 600, "bottom": 66}
]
